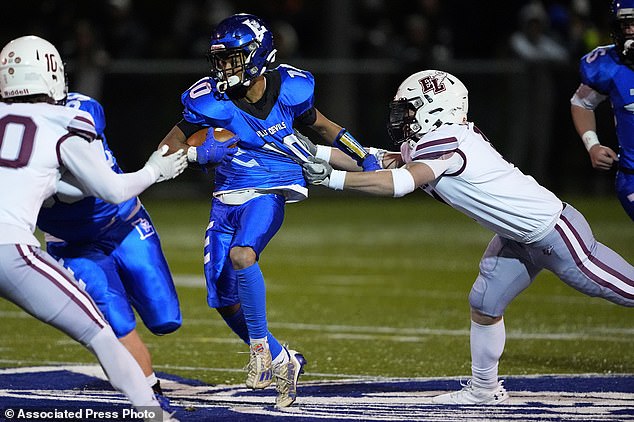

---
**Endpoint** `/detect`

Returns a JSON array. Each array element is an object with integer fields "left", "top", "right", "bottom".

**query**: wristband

[
  {"left": 328, "top": 170, "right": 346, "bottom": 190},
  {"left": 391, "top": 168, "right": 416, "bottom": 197},
  {"left": 187, "top": 146, "right": 198, "bottom": 162},
  {"left": 315, "top": 144, "right": 333, "bottom": 162},
  {"left": 581, "top": 131, "right": 600, "bottom": 151}
]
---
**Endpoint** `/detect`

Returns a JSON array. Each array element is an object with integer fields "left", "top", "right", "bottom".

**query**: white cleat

[
  {"left": 432, "top": 380, "right": 509, "bottom": 405},
  {"left": 273, "top": 348, "right": 307, "bottom": 408},
  {"left": 245, "top": 342, "right": 273, "bottom": 389}
]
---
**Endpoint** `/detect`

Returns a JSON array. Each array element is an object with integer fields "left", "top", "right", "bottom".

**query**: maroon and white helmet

[
  {"left": 388, "top": 70, "right": 468, "bottom": 145},
  {"left": 0, "top": 35, "right": 67, "bottom": 103}
]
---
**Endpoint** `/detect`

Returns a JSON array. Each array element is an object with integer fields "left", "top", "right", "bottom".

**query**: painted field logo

[{"left": 0, "top": 366, "right": 632, "bottom": 421}]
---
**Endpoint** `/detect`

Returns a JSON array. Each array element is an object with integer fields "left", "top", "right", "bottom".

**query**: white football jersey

[
  {"left": 403, "top": 123, "right": 563, "bottom": 243},
  {"left": 0, "top": 102, "right": 96, "bottom": 246}
]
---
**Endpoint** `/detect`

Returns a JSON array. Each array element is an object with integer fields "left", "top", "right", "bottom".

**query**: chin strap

[{"left": 624, "top": 39, "right": 634, "bottom": 56}]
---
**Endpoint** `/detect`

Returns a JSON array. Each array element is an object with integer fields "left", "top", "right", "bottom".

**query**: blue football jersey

[
  {"left": 37, "top": 93, "right": 139, "bottom": 242},
  {"left": 579, "top": 45, "right": 634, "bottom": 169},
  {"left": 181, "top": 65, "right": 312, "bottom": 197}
]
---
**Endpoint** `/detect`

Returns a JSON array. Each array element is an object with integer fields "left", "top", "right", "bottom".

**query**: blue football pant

[
  {"left": 204, "top": 194, "right": 286, "bottom": 355},
  {"left": 615, "top": 170, "right": 634, "bottom": 222},
  {"left": 47, "top": 207, "right": 181, "bottom": 338}
]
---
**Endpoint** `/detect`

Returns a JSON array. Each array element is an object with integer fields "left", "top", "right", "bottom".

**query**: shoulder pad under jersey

[
  {"left": 411, "top": 124, "right": 461, "bottom": 161},
  {"left": 276, "top": 64, "right": 315, "bottom": 112},
  {"left": 66, "top": 107, "right": 97, "bottom": 142},
  {"left": 66, "top": 92, "right": 106, "bottom": 137},
  {"left": 181, "top": 77, "right": 232, "bottom": 127},
  {"left": 579, "top": 45, "right": 620, "bottom": 94}
]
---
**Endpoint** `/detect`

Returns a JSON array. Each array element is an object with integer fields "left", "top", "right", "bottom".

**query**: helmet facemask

[
  {"left": 208, "top": 40, "right": 264, "bottom": 93},
  {"left": 388, "top": 98, "right": 424, "bottom": 145},
  {"left": 612, "top": 1, "right": 634, "bottom": 61}
]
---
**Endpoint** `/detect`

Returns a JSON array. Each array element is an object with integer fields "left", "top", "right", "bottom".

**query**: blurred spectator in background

[
  {"left": 271, "top": 20, "right": 300, "bottom": 60},
  {"left": 510, "top": 1, "right": 569, "bottom": 63},
  {"left": 507, "top": 1, "right": 570, "bottom": 184},
  {"left": 62, "top": 19, "right": 109, "bottom": 99},
  {"left": 104, "top": 0, "right": 149, "bottom": 58}
]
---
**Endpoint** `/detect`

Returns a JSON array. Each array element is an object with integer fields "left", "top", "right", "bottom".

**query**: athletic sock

[
  {"left": 236, "top": 263, "right": 268, "bottom": 339},
  {"left": 272, "top": 347, "right": 290, "bottom": 367},
  {"left": 222, "top": 306, "right": 250, "bottom": 345},
  {"left": 87, "top": 326, "right": 157, "bottom": 407},
  {"left": 470, "top": 318, "right": 506, "bottom": 390},
  {"left": 146, "top": 372, "right": 157, "bottom": 387}
]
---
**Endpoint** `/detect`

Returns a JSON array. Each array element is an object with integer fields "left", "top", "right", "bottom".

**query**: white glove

[{"left": 144, "top": 145, "right": 188, "bottom": 182}]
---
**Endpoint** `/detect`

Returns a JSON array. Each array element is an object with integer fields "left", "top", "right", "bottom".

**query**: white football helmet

[
  {"left": 388, "top": 70, "right": 468, "bottom": 145},
  {"left": 0, "top": 35, "right": 67, "bottom": 102}
]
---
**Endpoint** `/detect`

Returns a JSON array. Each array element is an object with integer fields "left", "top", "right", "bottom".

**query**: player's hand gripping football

[
  {"left": 302, "top": 157, "right": 334, "bottom": 186},
  {"left": 145, "top": 145, "right": 188, "bottom": 182},
  {"left": 188, "top": 129, "right": 238, "bottom": 165}
]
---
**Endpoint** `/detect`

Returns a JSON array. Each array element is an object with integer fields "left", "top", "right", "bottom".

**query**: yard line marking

[{"left": 175, "top": 318, "right": 634, "bottom": 341}]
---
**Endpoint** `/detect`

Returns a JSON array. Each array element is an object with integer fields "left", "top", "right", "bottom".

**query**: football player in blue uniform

[
  {"left": 159, "top": 13, "right": 380, "bottom": 407},
  {"left": 571, "top": 0, "right": 634, "bottom": 221},
  {"left": 37, "top": 92, "right": 182, "bottom": 405}
]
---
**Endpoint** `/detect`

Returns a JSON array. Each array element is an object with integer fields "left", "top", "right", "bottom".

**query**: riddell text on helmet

[{"left": 4, "top": 88, "right": 30, "bottom": 96}]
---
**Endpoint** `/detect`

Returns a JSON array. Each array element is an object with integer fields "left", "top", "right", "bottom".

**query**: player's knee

[
  {"left": 470, "top": 307, "right": 502, "bottom": 325},
  {"left": 216, "top": 303, "right": 241, "bottom": 318},
  {"left": 146, "top": 316, "right": 182, "bottom": 335},
  {"left": 229, "top": 246, "right": 256, "bottom": 269},
  {"left": 111, "top": 320, "right": 137, "bottom": 339}
]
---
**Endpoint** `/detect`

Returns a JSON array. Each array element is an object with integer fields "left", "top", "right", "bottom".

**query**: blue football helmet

[
  {"left": 612, "top": 0, "right": 634, "bottom": 61},
  {"left": 208, "top": 13, "right": 277, "bottom": 93}
]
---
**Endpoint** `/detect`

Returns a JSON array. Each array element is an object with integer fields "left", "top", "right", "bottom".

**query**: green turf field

[{"left": 1, "top": 193, "right": 632, "bottom": 386}]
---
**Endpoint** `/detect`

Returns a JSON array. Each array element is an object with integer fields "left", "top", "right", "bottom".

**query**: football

[{"left": 186, "top": 127, "right": 237, "bottom": 147}]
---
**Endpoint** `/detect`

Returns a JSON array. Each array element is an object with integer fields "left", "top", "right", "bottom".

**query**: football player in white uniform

[
  {"left": 0, "top": 35, "right": 186, "bottom": 420},
  {"left": 303, "top": 70, "right": 634, "bottom": 405}
]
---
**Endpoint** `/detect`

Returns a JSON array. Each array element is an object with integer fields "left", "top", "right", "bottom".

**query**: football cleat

[
  {"left": 245, "top": 342, "right": 273, "bottom": 389},
  {"left": 432, "top": 379, "right": 509, "bottom": 405},
  {"left": 273, "top": 349, "right": 307, "bottom": 408}
]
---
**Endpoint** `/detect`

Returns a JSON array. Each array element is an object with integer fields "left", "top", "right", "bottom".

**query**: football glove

[
  {"left": 293, "top": 129, "right": 317, "bottom": 156},
  {"left": 188, "top": 130, "right": 239, "bottom": 165},
  {"left": 145, "top": 145, "right": 188, "bottom": 182},
  {"left": 361, "top": 154, "right": 381, "bottom": 171},
  {"left": 302, "top": 157, "right": 333, "bottom": 185}
]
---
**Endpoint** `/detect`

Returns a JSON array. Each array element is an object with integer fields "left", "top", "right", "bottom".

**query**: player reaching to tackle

[
  {"left": 0, "top": 35, "right": 185, "bottom": 420},
  {"left": 570, "top": 0, "right": 634, "bottom": 221},
  {"left": 159, "top": 13, "right": 380, "bottom": 407},
  {"left": 303, "top": 70, "right": 634, "bottom": 405}
]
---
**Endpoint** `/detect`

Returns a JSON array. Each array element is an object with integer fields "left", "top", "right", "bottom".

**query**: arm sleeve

[
  {"left": 55, "top": 171, "right": 88, "bottom": 203},
  {"left": 59, "top": 136, "right": 156, "bottom": 204},
  {"left": 570, "top": 83, "right": 607, "bottom": 110}
]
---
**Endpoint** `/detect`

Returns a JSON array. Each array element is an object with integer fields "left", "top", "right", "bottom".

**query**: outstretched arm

[
  {"left": 303, "top": 158, "right": 435, "bottom": 197},
  {"left": 570, "top": 84, "right": 618, "bottom": 171}
]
